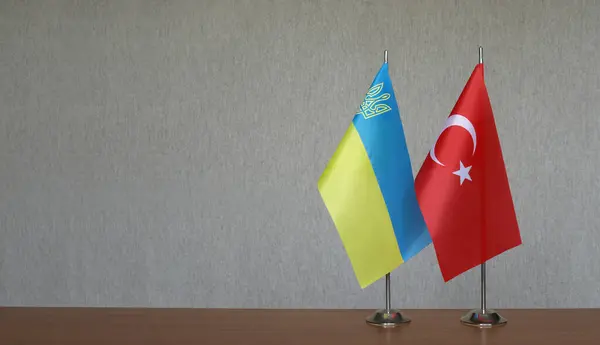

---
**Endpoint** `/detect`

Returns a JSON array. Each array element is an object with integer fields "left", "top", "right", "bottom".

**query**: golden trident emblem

[{"left": 356, "top": 83, "right": 392, "bottom": 120}]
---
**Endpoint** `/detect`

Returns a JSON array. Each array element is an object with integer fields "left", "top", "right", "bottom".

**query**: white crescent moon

[{"left": 430, "top": 114, "right": 477, "bottom": 167}]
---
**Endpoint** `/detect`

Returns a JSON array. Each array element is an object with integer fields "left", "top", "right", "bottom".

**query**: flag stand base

[
  {"left": 366, "top": 309, "right": 411, "bottom": 328},
  {"left": 460, "top": 309, "right": 507, "bottom": 328},
  {"left": 365, "top": 272, "right": 411, "bottom": 328}
]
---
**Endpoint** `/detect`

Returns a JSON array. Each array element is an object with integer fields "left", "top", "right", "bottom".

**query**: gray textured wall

[{"left": 1, "top": 0, "right": 599, "bottom": 308}]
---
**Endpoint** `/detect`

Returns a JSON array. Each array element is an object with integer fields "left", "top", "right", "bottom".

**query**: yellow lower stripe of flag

[{"left": 318, "top": 123, "right": 404, "bottom": 288}]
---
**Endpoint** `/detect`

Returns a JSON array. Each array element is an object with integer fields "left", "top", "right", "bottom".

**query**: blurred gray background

[{"left": 1, "top": 0, "right": 599, "bottom": 308}]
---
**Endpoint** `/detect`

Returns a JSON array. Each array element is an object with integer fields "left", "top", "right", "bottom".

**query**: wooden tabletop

[{"left": 0, "top": 308, "right": 598, "bottom": 344}]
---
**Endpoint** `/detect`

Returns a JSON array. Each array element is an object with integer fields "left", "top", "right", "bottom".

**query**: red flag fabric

[{"left": 415, "top": 63, "right": 522, "bottom": 282}]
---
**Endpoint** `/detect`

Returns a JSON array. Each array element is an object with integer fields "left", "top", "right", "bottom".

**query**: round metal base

[
  {"left": 460, "top": 309, "right": 507, "bottom": 328},
  {"left": 366, "top": 309, "right": 411, "bottom": 328}
]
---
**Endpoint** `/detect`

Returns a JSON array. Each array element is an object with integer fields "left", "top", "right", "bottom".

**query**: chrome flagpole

[
  {"left": 365, "top": 50, "right": 411, "bottom": 328},
  {"left": 365, "top": 271, "right": 411, "bottom": 327},
  {"left": 460, "top": 46, "right": 507, "bottom": 328}
]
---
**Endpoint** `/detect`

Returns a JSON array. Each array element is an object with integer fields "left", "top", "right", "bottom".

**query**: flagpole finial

[
  {"left": 384, "top": 50, "right": 388, "bottom": 63},
  {"left": 478, "top": 46, "right": 483, "bottom": 64}
]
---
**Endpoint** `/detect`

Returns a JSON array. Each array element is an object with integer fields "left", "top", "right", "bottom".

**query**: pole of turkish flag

[{"left": 415, "top": 47, "right": 522, "bottom": 326}]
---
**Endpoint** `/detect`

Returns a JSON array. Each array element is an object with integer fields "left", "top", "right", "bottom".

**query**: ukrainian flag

[{"left": 318, "top": 62, "right": 431, "bottom": 288}]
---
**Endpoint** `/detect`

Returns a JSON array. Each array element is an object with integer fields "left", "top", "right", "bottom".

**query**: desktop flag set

[{"left": 317, "top": 49, "right": 522, "bottom": 327}]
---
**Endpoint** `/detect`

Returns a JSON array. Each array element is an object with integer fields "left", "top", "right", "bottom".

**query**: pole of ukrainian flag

[
  {"left": 460, "top": 46, "right": 507, "bottom": 328},
  {"left": 364, "top": 49, "right": 411, "bottom": 328}
]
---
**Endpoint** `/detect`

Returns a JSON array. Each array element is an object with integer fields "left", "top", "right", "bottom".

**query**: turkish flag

[{"left": 415, "top": 63, "right": 522, "bottom": 282}]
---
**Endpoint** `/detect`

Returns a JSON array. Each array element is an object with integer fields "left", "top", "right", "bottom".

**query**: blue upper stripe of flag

[{"left": 352, "top": 63, "right": 431, "bottom": 261}]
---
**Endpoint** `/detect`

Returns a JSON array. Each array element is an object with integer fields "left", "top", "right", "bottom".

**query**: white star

[{"left": 452, "top": 161, "right": 472, "bottom": 185}]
